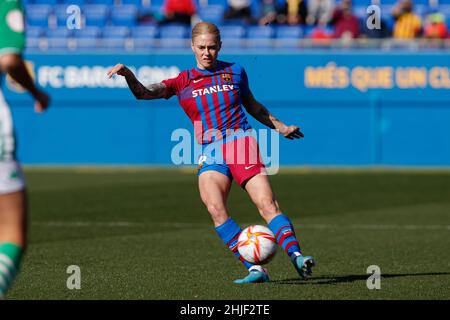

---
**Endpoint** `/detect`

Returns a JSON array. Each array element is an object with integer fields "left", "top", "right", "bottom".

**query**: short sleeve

[
  {"left": 0, "top": 0, "right": 25, "bottom": 56},
  {"left": 161, "top": 71, "right": 188, "bottom": 100},
  {"left": 240, "top": 67, "right": 252, "bottom": 98}
]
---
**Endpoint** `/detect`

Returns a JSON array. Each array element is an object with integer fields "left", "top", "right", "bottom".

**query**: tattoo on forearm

[
  {"left": 246, "top": 96, "right": 284, "bottom": 130},
  {"left": 145, "top": 83, "right": 167, "bottom": 98},
  {"left": 125, "top": 73, "right": 166, "bottom": 100},
  {"left": 253, "top": 103, "right": 279, "bottom": 129},
  {"left": 269, "top": 115, "right": 282, "bottom": 129}
]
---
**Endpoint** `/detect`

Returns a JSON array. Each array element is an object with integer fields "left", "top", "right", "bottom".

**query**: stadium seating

[
  {"left": 220, "top": 25, "right": 246, "bottom": 49},
  {"left": 221, "top": 38, "right": 245, "bottom": 49},
  {"left": 47, "top": 38, "right": 72, "bottom": 50},
  {"left": 84, "top": 5, "right": 110, "bottom": 27},
  {"left": 110, "top": 5, "right": 139, "bottom": 27},
  {"left": 206, "top": 0, "right": 227, "bottom": 5},
  {"left": 131, "top": 25, "right": 158, "bottom": 49},
  {"left": 46, "top": 27, "right": 73, "bottom": 38},
  {"left": 198, "top": 5, "right": 225, "bottom": 25},
  {"left": 62, "top": 0, "right": 86, "bottom": 5},
  {"left": 23, "top": 0, "right": 450, "bottom": 52},
  {"left": 90, "top": 0, "right": 115, "bottom": 5},
  {"left": 275, "top": 26, "right": 303, "bottom": 39},
  {"left": 131, "top": 25, "right": 159, "bottom": 38},
  {"left": 148, "top": 0, "right": 164, "bottom": 14},
  {"left": 26, "top": 37, "right": 41, "bottom": 50},
  {"left": 27, "top": 26, "right": 45, "bottom": 38},
  {"left": 221, "top": 25, "right": 245, "bottom": 38},
  {"left": 26, "top": 5, "right": 52, "bottom": 27},
  {"left": 247, "top": 25, "right": 275, "bottom": 38},
  {"left": 31, "top": 0, "right": 59, "bottom": 5},
  {"left": 103, "top": 26, "right": 130, "bottom": 38},
  {"left": 54, "top": 5, "right": 71, "bottom": 28},
  {"left": 274, "top": 26, "right": 303, "bottom": 48},
  {"left": 74, "top": 26, "right": 101, "bottom": 50},
  {"left": 120, "top": 0, "right": 143, "bottom": 5},
  {"left": 246, "top": 26, "right": 275, "bottom": 49},
  {"left": 353, "top": 5, "right": 367, "bottom": 19},
  {"left": 158, "top": 38, "right": 190, "bottom": 49},
  {"left": 158, "top": 25, "right": 190, "bottom": 49},
  {"left": 159, "top": 25, "right": 189, "bottom": 38},
  {"left": 74, "top": 26, "right": 102, "bottom": 38}
]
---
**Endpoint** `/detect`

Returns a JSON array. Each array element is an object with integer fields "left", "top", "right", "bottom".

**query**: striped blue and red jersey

[{"left": 162, "top": 60, "right": 252, "bottom": 144}]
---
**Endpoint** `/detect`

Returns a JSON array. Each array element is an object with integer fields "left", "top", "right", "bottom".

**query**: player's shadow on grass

[{"left": 272, "top": 272, "right": 450, "bottom": 285}]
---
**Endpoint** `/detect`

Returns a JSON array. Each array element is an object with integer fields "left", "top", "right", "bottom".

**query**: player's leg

[
  {"left": 244, "top": 173, "right": 315, "bottom": 279},
  {"left": 0, "top": 59, "right": 27, "bottom": 298},
  {"left": 0, "top": 187, "right": 27, "bottom": 299},
  {"left": 198, "top": 169, "right": 268, "bottom": 283}
]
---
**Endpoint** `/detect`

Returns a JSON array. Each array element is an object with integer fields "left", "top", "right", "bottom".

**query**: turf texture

[{"left": 6, "top": 167, "right": 450, "bottom": 300}]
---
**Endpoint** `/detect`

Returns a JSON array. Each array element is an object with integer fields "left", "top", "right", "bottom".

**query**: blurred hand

[
  {"left": 34, "top": 90, "right": 50, "bottom": 113},
  {"left": 107, "top": 63, "right": 131, "bottom": 78},
  {"left": 278, "top": 125, "right": 304, "bottom": 140}
]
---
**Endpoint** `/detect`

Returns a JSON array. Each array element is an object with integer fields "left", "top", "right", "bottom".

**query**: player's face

[{"left": 191, "top": 33, "right": 221, "bottom": 70}]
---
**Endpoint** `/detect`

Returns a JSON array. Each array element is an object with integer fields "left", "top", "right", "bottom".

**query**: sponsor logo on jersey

[
  {"left": 9, "top": 170, "right": 19, "bottom": 180},
  {"left": 197, "top": 155, "right": 207, "bottom": 169},
  {"left": 192, "top": 85, "right": 234, "bottom": 98},
  {"left": 6, "top": 9, "right": 24, "bottom": 33}
]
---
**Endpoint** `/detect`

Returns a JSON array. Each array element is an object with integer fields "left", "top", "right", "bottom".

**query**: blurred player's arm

[
  {"left": 242, "top": 92, "right": 304, "bottom": 140},
  {"left": 0, "top": 54, "right": 50, "bottom": 112},
  {"left": 107, "top": 64, "right": 167, "bottom": 100}
]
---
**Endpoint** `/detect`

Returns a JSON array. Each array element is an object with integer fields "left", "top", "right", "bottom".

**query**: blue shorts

[{"left": 196, "top": 131, "right": 265, "bottom": 187}]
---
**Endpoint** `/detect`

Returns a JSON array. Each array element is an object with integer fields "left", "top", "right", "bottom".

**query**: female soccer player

[
  {"left": 0, "top": 0, "right": 50, "bottom": 298},
  {"left": 107, "top": 22, "right": 315, "bottom": 283}
]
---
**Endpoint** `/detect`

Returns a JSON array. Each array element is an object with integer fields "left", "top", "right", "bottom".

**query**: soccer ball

[{"left": 237, "top": 225, "right": 277, "bottom": 265}]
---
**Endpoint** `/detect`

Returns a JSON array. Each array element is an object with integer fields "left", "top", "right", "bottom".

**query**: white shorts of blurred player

[
  {"left": 0, "top": 90, "right": 26, "bottom": 194},
  {"left": 0, "top": 160, "right": 25, "bottom": 194}
]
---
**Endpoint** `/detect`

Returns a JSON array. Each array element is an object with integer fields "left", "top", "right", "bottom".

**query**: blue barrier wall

[{"left": 3, "top": 52, "right": 450, "bottom": 166}]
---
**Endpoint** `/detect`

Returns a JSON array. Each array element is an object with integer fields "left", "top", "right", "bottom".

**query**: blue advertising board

[{"left": 2, "top": 52, "right": 450, "bottom": 166}]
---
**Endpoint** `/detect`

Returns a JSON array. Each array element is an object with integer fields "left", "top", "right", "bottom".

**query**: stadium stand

[
  {"left": 84, "top": 5, "right": 109, "bottom": 27},
  {"left": 246, "top": 25, "right": 275, "bottom": 49},
  {"left": 23, "top": 0, "right": 450, "bottom": 51},
  {"left": 110, "top": 4, "right": 139, "bottom": 26}
]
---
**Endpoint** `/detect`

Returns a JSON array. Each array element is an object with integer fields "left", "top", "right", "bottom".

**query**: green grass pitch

[{"left": 7, "top": 167, "right": 450, "bottom": 299}]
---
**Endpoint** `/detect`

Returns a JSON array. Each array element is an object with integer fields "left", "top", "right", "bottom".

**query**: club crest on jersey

[{"left": 222, "top": 73, "right": 231, "bottom": 82}]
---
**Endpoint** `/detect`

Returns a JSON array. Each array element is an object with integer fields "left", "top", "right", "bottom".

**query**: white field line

[
  {"left": 32, "top": 221, "right": 202, "bottom": 228},
  {"left": 303, "top": 223, "right": 450, "bottom": 231},
  {"left": 31, "top": 221, "right": 450, "bottom": 231}
]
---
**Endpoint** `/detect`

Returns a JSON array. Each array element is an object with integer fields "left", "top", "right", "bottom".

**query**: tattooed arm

[
  {"left": 125, "top": 75, "right": 167, "bottom": 100},
  {"left": 242, "top": 92, "right": 304, "bottom": 140},
  {"left": 107, "top": 63, "right": 167, "bottom": 100}
]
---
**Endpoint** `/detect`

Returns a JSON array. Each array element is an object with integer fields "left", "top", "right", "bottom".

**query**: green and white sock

[{"left": 0, "top": 243, "right": 22, "bottom": 299}]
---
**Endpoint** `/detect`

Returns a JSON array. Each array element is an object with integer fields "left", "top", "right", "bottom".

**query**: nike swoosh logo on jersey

[
  {"left": 245, "top": 165, "right": 256, "bottom": 170},
  {"left": 193, "top": 79, "right": 203, "bottom": 83}
]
